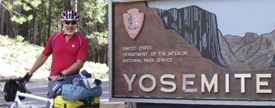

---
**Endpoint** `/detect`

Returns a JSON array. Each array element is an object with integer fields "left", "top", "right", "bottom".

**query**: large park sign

[{"left": 109, "top": 0, "right": 275, "bottom": 106}]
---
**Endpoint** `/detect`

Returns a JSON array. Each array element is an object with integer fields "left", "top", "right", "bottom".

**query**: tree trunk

[
  {"left": 5, "top": 10, "right": 18, "bottom": 38},
  {"left": 32, "top": 8, "right": 36, "bottom": 44},
  {"left": 106, "top": 46, "right": 108, "bottom": 65},
  {"left": 38, "top": 0, "right": 45, "bottom": 46},
  {"left": 95, "top": 49, "right": 99, "bottom": 62},
  {"left": 18, "top": 5, "right": 30, "bottom": 40},
  {"left": 48, "top": 0, "right": 53, "bottom": 39},
  {"left": 1, "top": 4, "right": 5, "bottom": 35},
  {"left": 100, "top": 46, "right": 107, "bottom": 63},
  {"left": 63, "top": 0, "right": 71, "bottom": 10},
  {"left": 73, "top": 0, "right": 77, "bottom": 11}
]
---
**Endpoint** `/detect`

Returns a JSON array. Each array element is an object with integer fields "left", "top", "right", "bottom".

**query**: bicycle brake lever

[{"left": 22, "top": 83, "right": 32, "bottom": 94}]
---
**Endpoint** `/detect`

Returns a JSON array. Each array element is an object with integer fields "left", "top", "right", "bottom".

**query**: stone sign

[{"left": 109, "top": 1, "right": 275, "bottom": 106}]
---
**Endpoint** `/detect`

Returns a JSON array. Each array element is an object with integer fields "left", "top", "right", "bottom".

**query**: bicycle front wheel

[
  {"left": 0, "top": 104, "right": 10, "bottom": 108},
  {"left": 7, "top": 102, "right": 17, "bottom": 108}
]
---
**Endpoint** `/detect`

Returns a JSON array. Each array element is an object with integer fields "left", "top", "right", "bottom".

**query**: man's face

[{"left": 62, "top": 20, "right": 78, "bottom": 36}]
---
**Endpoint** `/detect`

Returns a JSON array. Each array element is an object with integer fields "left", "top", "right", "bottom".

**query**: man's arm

[
  {"left": 28, "top": 54, "right": 49, "bottom": 75},
  {"left": 60, "top": 59, "right": 85, "bottom": 76}
]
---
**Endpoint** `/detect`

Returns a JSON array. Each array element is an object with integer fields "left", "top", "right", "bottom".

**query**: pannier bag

[
  {"left": 54, "top": 95, "right": 100, "bottom": 108},
  {"left": 61, "top": 84, "right": 102, "bottom": 102},
  {"left": 3, "top": 79, "right": 26, "bottom": 102},
  {"left": 54, "top": 95, "right": 84, "bottom": 108}
]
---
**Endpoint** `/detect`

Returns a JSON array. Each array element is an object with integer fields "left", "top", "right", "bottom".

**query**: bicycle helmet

[{"left": 61, "top": 10, "right": 79, "bottom": 21}]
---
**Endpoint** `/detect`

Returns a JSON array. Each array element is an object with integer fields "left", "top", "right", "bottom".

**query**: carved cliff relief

[{"left": 157, "top": 6, "right": 275, "bottom": 69}]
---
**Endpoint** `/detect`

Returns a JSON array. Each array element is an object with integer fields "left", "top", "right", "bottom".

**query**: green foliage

[
  {"left": 22, "top": 3, "right": 32, "bottom": 11},
  {"left": 4, "top": 1, "right": 14, "bottom": 10},
  {"left": 30, "top": 0, "right": 42, "bottom": 7},
  {"left": 2, "top": 0, "right": 42, "bottom": 24},
  {"left": 95, "top": 30, "right": 109, "bottom": 46},
  {"left": 78, "top": 0, "right": 109, "bottom": 48},
  {"left": 87, "top": 30, "right": 108, "bottom": 46},
  {"left": 16, "top": 35, "right": 25, "bottom": 42},
  {"left": 0, "top": 35, "right": 109, "bottom": 79},
  {"left": 79, "top": 0, "right": 108, "bottom": 26},
  {"left": 3, "top": 0, "right": 109, "bottom": 63},
  {"left": 13, "top": 1, "right": 23, "bottom": 6},
  {"left": 27, "top": 14, "right": 33, "bottom": 20},
  {"left": 11, "top": 16, "right": 27, "bottom": 24},
  {"left": 96, "top": 0, "right": 108, "bottom": 24}
]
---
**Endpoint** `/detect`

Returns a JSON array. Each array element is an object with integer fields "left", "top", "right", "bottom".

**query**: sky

[{"left": 147, "top": 0, "right": 275, "bottom": 36}]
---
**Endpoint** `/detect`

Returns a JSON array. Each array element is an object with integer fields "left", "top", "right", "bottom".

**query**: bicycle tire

[{"left": 0, "top": 104, "right": 10, "bottom": 108}]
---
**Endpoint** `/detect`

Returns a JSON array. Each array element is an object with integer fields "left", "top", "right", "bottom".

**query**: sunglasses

[{"left": 64, "top": 21, "right": 77, "bottom": 25}]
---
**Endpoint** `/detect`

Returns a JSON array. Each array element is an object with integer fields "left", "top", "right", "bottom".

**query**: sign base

[{"left": 136, "top": 103, "right": 272, "bottom": 108}]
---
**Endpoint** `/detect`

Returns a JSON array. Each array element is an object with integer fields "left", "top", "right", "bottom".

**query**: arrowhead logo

[{"left": 123, "top": 8, "right": 144, "bottom": 40}]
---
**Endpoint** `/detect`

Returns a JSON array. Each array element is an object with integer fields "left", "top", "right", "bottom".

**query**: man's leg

[
  {"left": 46, "top": 81, "right": 54, "bottom": 108},
  {"left": 47, "top": 80, "right": 54, "bottom": 98}
]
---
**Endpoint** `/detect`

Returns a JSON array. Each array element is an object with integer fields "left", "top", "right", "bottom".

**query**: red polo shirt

[{"left": 42, "top": 31, "right": 88, "bottom": 76}]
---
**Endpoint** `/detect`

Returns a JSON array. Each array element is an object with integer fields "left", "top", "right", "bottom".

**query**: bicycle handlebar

[
  {"left": 1, "top": 78, "right": 54, "bottom": 108},
  {"left": 0, "top": 78, "right": 31, "bottom": 95},
  {"left": 16, "top": 78, "right": 32, "bottom": 94}
]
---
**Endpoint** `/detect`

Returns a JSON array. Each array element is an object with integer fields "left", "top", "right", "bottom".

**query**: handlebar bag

[{"left": 3, "top": 79, "right": 26, "bottom": 102}]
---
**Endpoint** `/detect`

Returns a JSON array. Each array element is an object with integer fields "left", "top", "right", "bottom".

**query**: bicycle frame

[
  {"left": 10, "top": 91, "right": 53, "bottom": 108},
  {"left": 10, "top": 91, "right": 54, "bottom": 108},
  {"left": 0, "top": 80, "right": 54, "bottom": 108}
]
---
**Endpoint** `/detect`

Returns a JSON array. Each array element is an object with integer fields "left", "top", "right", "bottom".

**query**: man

[{"left": 23, "top": 10, "right": 88, "bottom": 97}]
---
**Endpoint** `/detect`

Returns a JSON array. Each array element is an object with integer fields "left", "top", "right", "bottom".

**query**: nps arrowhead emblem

[{"left": 123, "top": 8, "right": 145, "bottom": 40}]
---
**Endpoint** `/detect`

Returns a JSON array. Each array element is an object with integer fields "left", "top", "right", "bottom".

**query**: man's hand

[
  {"left": 49, "top": 76, "right": 59, "bottom": 82},
  {"left": 22, "top": 73, "right": 32, "bottom": 82},
  {"left": 48, "top": 73, "right": 65, "bottom": 82},
  {"left": 55, "top": 73, "right": 64, "bottom": 77}
]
